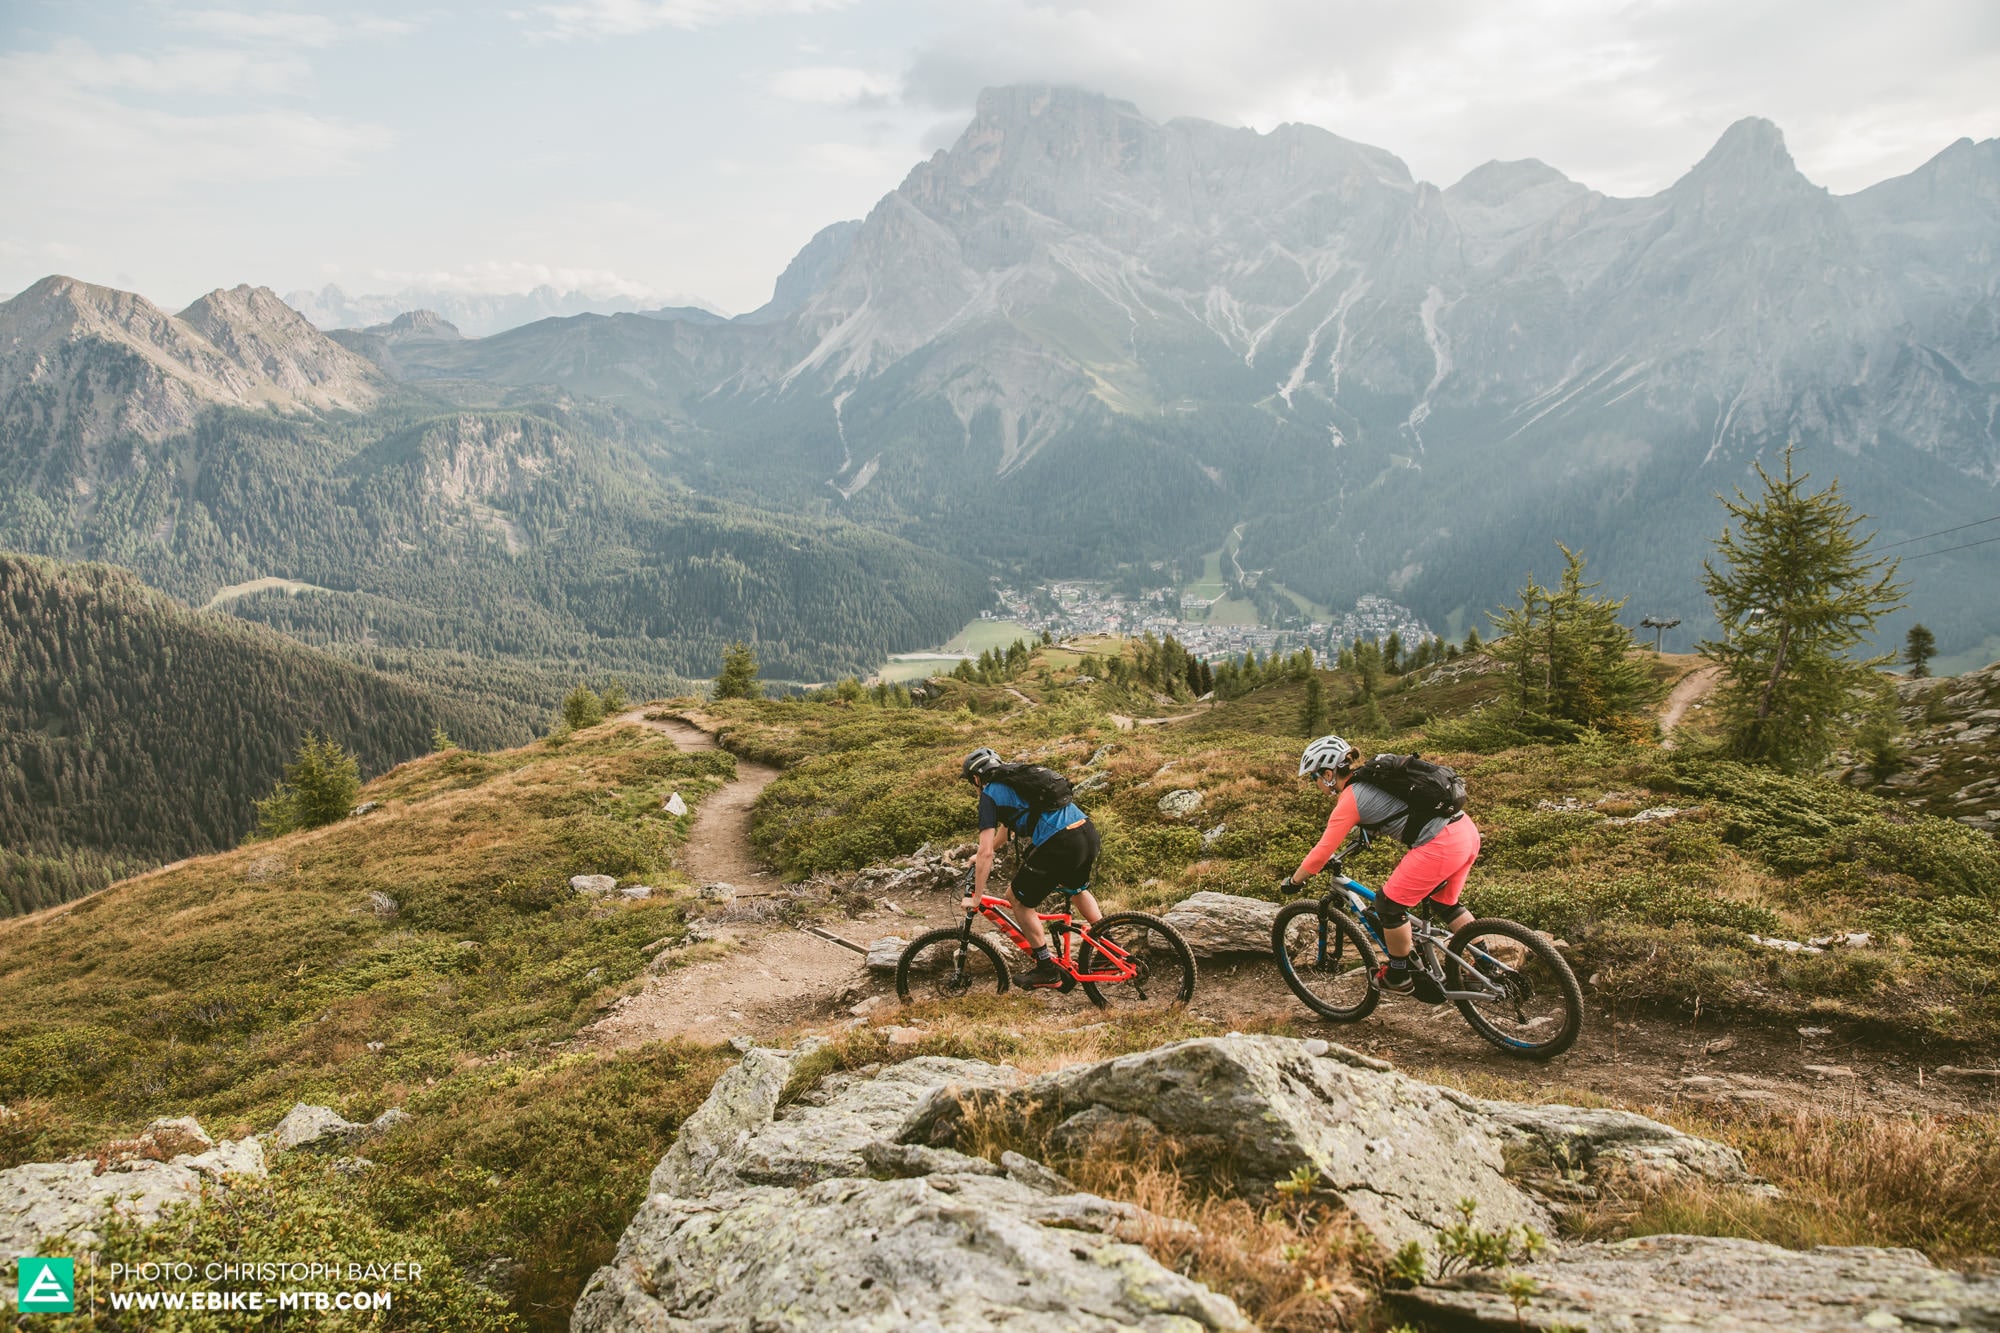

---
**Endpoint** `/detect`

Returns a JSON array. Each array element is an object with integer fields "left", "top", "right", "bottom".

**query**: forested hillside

[
  {"left": 0, "top": 279, "right": 991, "bottom": 688},
  {"left": 0, "top": 555, "right": 524, "bottom": 915}
]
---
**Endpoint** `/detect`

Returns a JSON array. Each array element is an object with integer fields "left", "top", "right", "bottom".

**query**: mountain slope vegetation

[
  {"left": 2, "top": 642, "right": 1995, "bottom": 1327},
  {"left": 365, "top": 91, "right": 2000, "bottom": 657},
  {"left": 0, "top": 280, "right": 990, "bottom": 685},
  {"left": 0, "top": 555, "right": 524, "bottom": 915}
]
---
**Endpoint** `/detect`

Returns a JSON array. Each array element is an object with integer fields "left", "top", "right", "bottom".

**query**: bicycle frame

[
  {"left": 961, "top": 895, "right": 1139, "bottom": 985},
  {"left": 1312, "top": 871, "right": 1520, "bottom": 1004}
]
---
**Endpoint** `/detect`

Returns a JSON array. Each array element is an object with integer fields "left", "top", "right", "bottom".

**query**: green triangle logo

[{"left": 18, "top": 1257, "right": 76, "bottom": 1312}]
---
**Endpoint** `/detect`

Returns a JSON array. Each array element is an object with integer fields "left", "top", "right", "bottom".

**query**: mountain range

[
  {"left": 284, "top": 283, "right": 725, "bottom": 338},
  {"left": 3, "top": 85, "right": 1996, "bottom": 668},
  {"left": 0, "top": 276, "right": 986, "bottom": 686},
  {"left": 351, "top": 87, "right": 1998, "bottom": 653}
]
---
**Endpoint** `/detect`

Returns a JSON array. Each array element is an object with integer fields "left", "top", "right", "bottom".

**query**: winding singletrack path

[{"left": 586, "top": 711, "right": 881, "bottom": 1047}]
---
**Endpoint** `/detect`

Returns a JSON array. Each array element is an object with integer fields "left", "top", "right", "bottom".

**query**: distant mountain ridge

[
  {"left": 348, "top": 87, "right": 1998, "bottom": 652},
  {"left": 284, "top": 283, "right": 725, "bottom": 338},
  {"left": 0, "top": 275, "right": 386, "bottom": 452}
]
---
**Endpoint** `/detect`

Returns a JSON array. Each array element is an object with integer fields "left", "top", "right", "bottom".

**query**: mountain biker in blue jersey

[{"left": 960, "top": 747, "right": 1102, "bottom": 988}]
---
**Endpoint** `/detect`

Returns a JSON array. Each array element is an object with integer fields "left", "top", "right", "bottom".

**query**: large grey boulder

[
  {"left": 1395, "top": 1233, "right": 2000, "bottom": 1331},
  {"left": 910, "top": 1034, "right": 1549, "bottom": 1256},
  {"left": 574, "top": 1173, "right": 1249, "bottom": 1332},
  {"left": 1156, "top": 789, "right": 1203, "bottom": 818},
  {"left": 0, "top": 1120, "right": 265, "bottom": 1262},
  {"left": 1161, "top": 891, "right": 1279, "bottom": 956},
  {"left": 581, "top": 1044, "right": 1249, "bottom": 1332}
]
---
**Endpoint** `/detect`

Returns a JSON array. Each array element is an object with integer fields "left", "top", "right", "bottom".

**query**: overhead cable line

[
  {"left": 1874, "top": 514, "right": 2000, "bottom": 551},
  {"left": 1901, "top": 533, "right": 2000, "bottom": 561}
]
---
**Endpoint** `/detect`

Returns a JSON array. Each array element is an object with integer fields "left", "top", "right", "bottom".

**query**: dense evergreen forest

[
  {"left": 0, "top": 401, "right": 989, "bottom": 681},
  {"left": 0, "top": 555, "right": 525, "bottom": 916}
]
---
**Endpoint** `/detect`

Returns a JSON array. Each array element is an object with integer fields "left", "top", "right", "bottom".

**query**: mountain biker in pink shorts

[{"left": 1281, "top": 735, "right": 1481, "bottom": 994}]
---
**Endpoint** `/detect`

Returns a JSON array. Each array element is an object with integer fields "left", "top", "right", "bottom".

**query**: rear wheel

[
  {"left": 1076, "top": 912, "right": 1196, "bottom": 1011},
  {"left": 1272, "top": 901, "right": 1380, "bottom": 1022},
  {"left": 1444, "top": 918, "right": 1584, "bottom": 1059},
  {"left": 896, "top": 929, "right": 1010, "bottom": 1004}
]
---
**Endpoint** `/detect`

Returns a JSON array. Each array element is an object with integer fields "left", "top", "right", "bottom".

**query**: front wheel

[
  {"left": 1272, "top": 900, "right": 1380, "bottom": 1022},
  {"left": 1444, "top": 918, "right": 1584, "bottom": 1059},
  {"left": 896, "top": 928, "right": 1010, "bottom": 1004},
  {"left": 1076, "top": 912, "right": 1196, "bottom": 1011}
]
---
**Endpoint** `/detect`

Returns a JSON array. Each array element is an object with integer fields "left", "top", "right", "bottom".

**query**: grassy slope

[
  {"left": 728, "top": 643, "right": 2000, "bottom": 1047},
  {"left": 0, "top": 720, "right": 735, "bottom": 1328},
  {"left": 6, "top": 646, "right": 1997, "bottom": 1328}
]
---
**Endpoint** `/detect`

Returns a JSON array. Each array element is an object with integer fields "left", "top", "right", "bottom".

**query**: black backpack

[
  {"left": 986, "top": 762, "right": 1076, "bottom": 830},
  {"left": 1351, "top": 753, "right": 1467, "bottom": 844}
]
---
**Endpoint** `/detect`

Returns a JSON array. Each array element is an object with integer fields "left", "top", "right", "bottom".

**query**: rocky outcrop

[
  {"left": 910, "top": 1035, "right": 1557, "bottom": 1256},
  {"left": 1161, "top": 891, "right": 1280, "bottom": 956},
  {"left": 576, "top": 1042, "right": 1250, "bottom": 1331},
  {"left": 846, "top": 841, "right": 975, "bottom": 899},
  {"left": 266, "top": 1103, "right": 410, "bottom": 1155},
  {"left": 579, "top": 1033, "right": 1976, "bottom": 1333},
  {"left": 1395, "top": 1233, "right": 2000, "bottom": 1331},
  {"left": 0, "top": 1118, "right": 266, "bottom": 1262}
]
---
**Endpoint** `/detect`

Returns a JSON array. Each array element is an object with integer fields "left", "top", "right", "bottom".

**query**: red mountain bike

[{"left": 895, "top": 883, "right": 1195, "bottom": 1012}]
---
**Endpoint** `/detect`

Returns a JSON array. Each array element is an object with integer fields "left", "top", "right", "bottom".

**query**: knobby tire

[
  {"left": 1271, "top": 900, "right": 1380, "bottom": 1022},
  {"left": 895, "top": 928, "right": 1010, "bottom": 1004},
  {"left": 1444, "top": 917, "right": 1584, "bottom": 1059},
  {"left": 1076, "top": 911, "right": 1196, "bottom": 1010}
]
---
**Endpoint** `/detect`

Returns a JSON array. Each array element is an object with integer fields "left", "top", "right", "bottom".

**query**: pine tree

[
  {"left": 714, "top": 642, "right": 763, "bottom": 700},
  {"left": 431, "top": 725, "right": 457, "bottom": 752},
  {"left": 1699, "top": 449, "right": 1906, "bottom": 772},
  {"left": 1301, "top": 673, "right": 1327, "bottom": 736},
  {"left": 1383, "top": 631, "right": 1404, "bottom": 675},
  {"left": 257, "top": 733, "right": 360, "bottom": 836},
  {"left": 1905, "top": 624, "right": 1937, "bottom": 678},
  {"left": 1489, "top": 546, "right": 1655, "bottom": 726},
  {"left": 561, "top": 683, "right": 605, "bottom": 730}
]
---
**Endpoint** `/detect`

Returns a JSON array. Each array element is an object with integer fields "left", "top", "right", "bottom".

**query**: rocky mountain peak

[
  {"left": 1447, "top": 158, "right": 1577, "bottom": 206},
  {"left": 1679, "top": 116, "right": 1807, "bottom": 193},
  {"left": 380, "top": 309, "right": 463, "bottom": 341}
]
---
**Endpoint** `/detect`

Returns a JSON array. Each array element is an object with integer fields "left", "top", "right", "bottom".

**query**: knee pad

[{"left": 1374, "top": 895, "right": 1409, "bottom": 929}]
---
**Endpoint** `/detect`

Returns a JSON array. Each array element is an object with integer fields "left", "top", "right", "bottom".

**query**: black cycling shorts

[{"left": 1011, "top": 821, "right": 1100, "bottom": 910}]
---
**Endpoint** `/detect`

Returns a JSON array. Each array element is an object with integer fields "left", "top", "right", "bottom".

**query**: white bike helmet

[{"left": 1298, "top": 734, "right": 1355, "bottom": 779}]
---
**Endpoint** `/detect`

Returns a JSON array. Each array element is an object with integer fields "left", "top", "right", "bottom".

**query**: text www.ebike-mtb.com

[{"left": 109, "top": 1289, "right": 394, "bottom": 1311}]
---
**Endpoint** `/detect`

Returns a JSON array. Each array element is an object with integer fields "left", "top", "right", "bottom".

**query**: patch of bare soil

[
  {"left": 587, "top": 711, "right": 885, "bottom": 1046},
  {"left": 1660, "top": 663, "right": 1722, "bottom": 744},
  {"left": 1190, "top": 955, "right": 2000, "bottom": 1119}
]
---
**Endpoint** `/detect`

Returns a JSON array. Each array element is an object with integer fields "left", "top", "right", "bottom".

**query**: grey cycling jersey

[{"left": 1351, "top": 782, "right": 1451, "bottom": 847}]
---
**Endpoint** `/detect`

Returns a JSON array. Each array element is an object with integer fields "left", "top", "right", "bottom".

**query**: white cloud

[
  {"left": 767, "top": 64, "right": 896, "bottom": 107},
  {"left": 531, "top": 0, "right": 854, "bottom": 38},
  {"left": 172, "top": 10, "right": 417, "bottom": 48},
  {"left": 0, "top": 42, "right": 391, "bottom": 195},
  {"left": 895, "top": 0, "right": 2000, "bottom": 195}
]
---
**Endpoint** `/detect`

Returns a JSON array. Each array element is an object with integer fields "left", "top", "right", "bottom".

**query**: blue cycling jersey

[{"left": 978, "top": 781, "right": 1087, "bottom": 849}]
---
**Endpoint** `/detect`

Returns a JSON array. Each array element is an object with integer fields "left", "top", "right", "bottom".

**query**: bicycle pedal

[{"left": 1411, "top": 972, "right": 1447, "bottom": 1005}]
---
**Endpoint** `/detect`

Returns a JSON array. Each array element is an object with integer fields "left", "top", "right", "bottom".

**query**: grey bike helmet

[
  {"left": 1298, "top": 734, "right": 1356, "bottom": 778},
  {"left": 962, "top": 747, "right": 1003, "bottom": 783}
]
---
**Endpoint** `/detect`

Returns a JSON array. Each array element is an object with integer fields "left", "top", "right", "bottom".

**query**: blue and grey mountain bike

[{"left": 1271, "top": 844, "right": 1584, "bottom": 1059}]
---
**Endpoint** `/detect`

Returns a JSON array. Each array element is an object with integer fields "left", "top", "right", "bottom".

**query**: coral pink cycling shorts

[{"left": 1380, "top": 814, "right": 1481, "bottom": 908}]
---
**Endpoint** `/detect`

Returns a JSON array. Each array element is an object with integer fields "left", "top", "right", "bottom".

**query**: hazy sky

[{"left": 4, "top": 0, "right": 1996, "bottom": 314}]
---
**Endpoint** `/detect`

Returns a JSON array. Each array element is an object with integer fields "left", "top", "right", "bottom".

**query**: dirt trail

[
  {"left": 1189, "top": 957, "right": 1997, "bottom": 1119},
  {"left": 588, "top": 711, "right": 880, "bottom": 1048},
  {"left": 592, "top": 708, "right": 1996, "bottom": 1117},
  {"left": 1659, "top": 664, "right": 1721, "bottom": 744}
]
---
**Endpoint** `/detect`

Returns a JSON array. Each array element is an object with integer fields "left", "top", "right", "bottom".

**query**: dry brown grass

[{"left": 1567, "top": 1107, "right": 2000, "bottom": 1266}]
